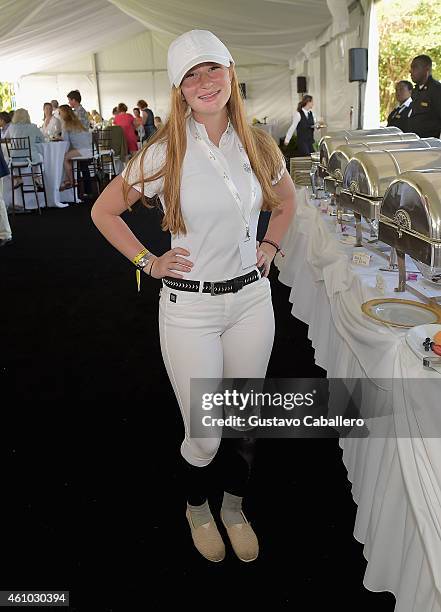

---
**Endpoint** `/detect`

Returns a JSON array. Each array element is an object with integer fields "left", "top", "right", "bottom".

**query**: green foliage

[
  {"left": 0, "top": 82, "right": 14, "bottom": 111},
  {"left": 283, "top": 133, "right": 298, "bottom": 158},
  {"left": 378, "top": 0, "right": 441, "bottom": 122}
]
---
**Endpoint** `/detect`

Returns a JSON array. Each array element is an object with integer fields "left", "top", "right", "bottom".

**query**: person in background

[
  {"left": 0, "top": 145, "right": 12, "bottom": 247},
  {"left": 51, "top": 100, "right": 61, "bottom": 119},
  {"left": 8, "top": 108, "right": 43, "bottom": 163},
  {"left": 154, "top": 116, "right": 163, "bottom": 130},
  {"left": 90, "top": 110, "right": 103, "bottom": 126},
  {"left": 58, "top": 104, "right": 92, "bottom": 190},
  {"left": 133, "top": 107, "right": 142, "bottom": 128},
  {"left": 387, "top": 80, "right": 413, "bottom": 132},
  {"left": 0, "top": 111, "right": 12, "bottom": 139},
  {"left": 408, "top": 54, "right": 441, "bottom": 138},
  {"left": 284, "top": 94, "right": 315, "bottom": 155},
  {"left": 67, "top": 89, "right": 90, "bottom": 130},
  {"left": 108, "top": 106, "right": 119, "bottom": 126},
  {"left": 133, "top": 107, "right": 145, "bottom": 142},
  {"left": 137, "top": 99, "right": 156, "bottom": 141},
  {"left": 41, "top": 102, "right": 62, "bottom": 138},
  {"left": 114, "top": 103, "right": 138, "bottom": 155}
]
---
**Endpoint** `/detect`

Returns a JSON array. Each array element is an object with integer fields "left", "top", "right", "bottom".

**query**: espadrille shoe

[
  {"left": 221, "top": 511, "right": 259, "bottom": 562},
  {"left": 185, "top": 509, "right": 225, "bottom": 562}
]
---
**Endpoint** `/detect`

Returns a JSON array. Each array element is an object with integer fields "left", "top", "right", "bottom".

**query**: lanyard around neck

[{"left": 190, "top": 117, "right": 256, "bottom": 239}]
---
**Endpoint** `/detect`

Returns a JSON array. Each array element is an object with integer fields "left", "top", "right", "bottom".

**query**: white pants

[
  {"left": 159, "top": 276, "right": 275, "bottom": 467},
  {"left": 0, "top": 178, "right": 12, "bottom": 240}
]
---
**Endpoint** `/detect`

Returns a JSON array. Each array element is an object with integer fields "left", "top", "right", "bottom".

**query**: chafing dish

[
  {"left": 340, "top": 149, "right": 441, "bottom": 247},
  {"left": 325, "top": 138, "right": 441, "bottom": 196},
  {"left": 319, "top": 132, "right": 419, "bottom": 175},
  {"left": 324, "top": 127, "right": 403, "bottom": 139},
  {"left": 380, "top": 170, "right": 441, "bottom": 291},
  {"left": 311, "top": 127, "right": 403, "bottom": 198}
]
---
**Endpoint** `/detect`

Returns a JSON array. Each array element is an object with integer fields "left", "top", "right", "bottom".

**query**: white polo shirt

[{"left": 123, "top": 115, "right": 285, "bottom": 281}]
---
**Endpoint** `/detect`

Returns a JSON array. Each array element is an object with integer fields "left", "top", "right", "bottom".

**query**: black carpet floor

[{"left": 0, "top": 203, "right": 396, "bottom": 611}]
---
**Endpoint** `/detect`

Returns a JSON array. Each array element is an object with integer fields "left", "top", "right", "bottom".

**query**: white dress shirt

[
  {"left": 41, "top": 115, "right": 62, "bottom": 138},
  {"left": 397, "top": 96, "right": 412, "bottom": 117},
  {"left": 123, "top": 115, "right": 285, "bottom": 281}
]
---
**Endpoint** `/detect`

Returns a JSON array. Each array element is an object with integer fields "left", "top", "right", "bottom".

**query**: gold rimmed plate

[{"left": 361, "top": 298, "right": 441, "bottom": 328}]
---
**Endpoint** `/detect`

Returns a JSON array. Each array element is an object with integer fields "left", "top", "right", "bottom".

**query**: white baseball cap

[{"left": 167, "top": 30, "right": 234, "bottom": 88}]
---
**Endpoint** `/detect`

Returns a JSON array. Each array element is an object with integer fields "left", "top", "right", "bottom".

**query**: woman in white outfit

[
  {"left": 91, "top": 30, "right": 296, "bottom": 563},
  {"left": 41, "top": 102, "right": 62, "bottom": 139}
]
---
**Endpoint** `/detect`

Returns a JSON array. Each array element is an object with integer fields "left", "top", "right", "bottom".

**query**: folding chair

[
  {"left": 96, "top": 128, "right": 118, "bottom": 181},
  {"left": 5, "top": 137, "right": 48, "bottom": 215}
]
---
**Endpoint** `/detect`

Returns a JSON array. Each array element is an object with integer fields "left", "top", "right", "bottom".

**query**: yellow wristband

[{"left": 132, "top": 248, "right": 149, "bottom": 266}]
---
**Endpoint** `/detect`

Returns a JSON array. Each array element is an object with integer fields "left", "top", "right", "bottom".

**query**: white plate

[
  {"left": 406, "top": 324, "right": 441, "bottom": 363},
  {"left": 361, "top": 298, "right": 441, "bottom": 328}
]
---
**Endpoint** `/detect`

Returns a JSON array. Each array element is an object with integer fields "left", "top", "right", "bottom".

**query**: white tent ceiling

[
  {"left": 1, "top": 0, "right": 339, "bottom": 80},
  {"left": 1, "top": 0, "right": 378, "bottom": 137}
]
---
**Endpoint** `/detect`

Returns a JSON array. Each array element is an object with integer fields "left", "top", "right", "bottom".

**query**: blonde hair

[
  {"left": 124, "top": 69, "right": 283, "bottom": 235},
  {"left": 12, "top": 108, "right": 31, "bottom": 124},
  {"left": 59, "top": 104, "right": 87, "bottom": 132}
]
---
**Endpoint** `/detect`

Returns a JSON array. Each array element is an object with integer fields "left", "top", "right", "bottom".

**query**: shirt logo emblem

[
  {"left": 170, "top": 293, "right": 177, "bottom": 303},
  {"left": 421, "top": 101, "right": 429, "bottom": 107}
]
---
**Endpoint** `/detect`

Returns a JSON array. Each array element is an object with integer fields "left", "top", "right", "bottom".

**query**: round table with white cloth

[{"left": 3, "top": 141, "right": 75, "bottom": 209}]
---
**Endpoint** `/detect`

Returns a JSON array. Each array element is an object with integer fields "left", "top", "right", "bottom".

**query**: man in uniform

[
  {"left": 387, "top": 80, "right": 413, "bottom": 132},
  {"left": 408, "top": 54, "right": 441, "bottom": 138}
]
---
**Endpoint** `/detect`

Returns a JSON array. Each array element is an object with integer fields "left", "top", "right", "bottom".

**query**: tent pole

[{"left": 92, "top": 54, "right": 102, "bottom": 117}]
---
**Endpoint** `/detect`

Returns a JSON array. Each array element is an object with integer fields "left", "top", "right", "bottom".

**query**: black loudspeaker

[
  {"left": 349, "top": 48, "right": 368, "bottom": 82},
  {"left": 297, "top": 76, "right": 307, "bottom": 93},
  {"left": 239, "top": 82, "right": 247, "bottom": 99}
]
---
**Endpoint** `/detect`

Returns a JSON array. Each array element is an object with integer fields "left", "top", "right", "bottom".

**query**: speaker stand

[{"left": 357, "top": 81, "right": 363, "bottom": 130}]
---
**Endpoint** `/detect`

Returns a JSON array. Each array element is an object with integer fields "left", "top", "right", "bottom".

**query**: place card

[{"left": 352, "top": 251, "right": 371, "bottom": 267}]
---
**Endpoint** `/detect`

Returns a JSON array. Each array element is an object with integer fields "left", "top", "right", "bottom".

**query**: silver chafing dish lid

[
  {"left": 328, "top": 138, "right": 441, "bottom": 180},
  {"left": 381, "top": 170, "right": 441, "bottom": 242},
  {"left": 324, "top": 127, "right": 402, "bottom": 139},
  {"left": 342, "top": 149, "right": 441, "bottom": 198},
  {"left": 319, "top": 132, "right": 419, "bottom": 168},
  {"left": 380, "top": 170, "right": 441, "bottom": 281}
]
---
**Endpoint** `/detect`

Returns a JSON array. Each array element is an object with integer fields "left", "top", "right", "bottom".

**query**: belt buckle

[{"left": 210, "top": 281, "right": 216, "bottom": 296}]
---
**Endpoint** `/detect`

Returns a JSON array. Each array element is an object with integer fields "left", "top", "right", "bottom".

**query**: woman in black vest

[
  {"left": 137, "top": 99, "right": 156, "bottom": 142},
  {"left": 284, "top": 94, "right": 315, "bottom": 155}
]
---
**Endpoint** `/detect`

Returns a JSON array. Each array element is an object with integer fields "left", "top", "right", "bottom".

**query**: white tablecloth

[
  {"left": 4, "top": 141, "right": 74, "bottom": 208},
  {"left": 276, "top": 187, "right": 441, "bottom": 611}
]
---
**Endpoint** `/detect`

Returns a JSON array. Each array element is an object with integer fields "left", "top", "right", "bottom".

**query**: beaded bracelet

[{"left": 261, "top": 239, "right": 285, "bottom": 257}]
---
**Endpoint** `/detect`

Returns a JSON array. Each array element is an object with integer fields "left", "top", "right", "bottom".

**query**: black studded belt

[{"left": 163, "top": 270, "right": 260, "bottom": 295}]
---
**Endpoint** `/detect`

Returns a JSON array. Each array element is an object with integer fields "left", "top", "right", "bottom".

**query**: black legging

[{"left": 181, "top": 437, "right": 257, "bottom": 506}]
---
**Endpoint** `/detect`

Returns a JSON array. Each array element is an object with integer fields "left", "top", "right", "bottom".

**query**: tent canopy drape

[{"left": 1, "top": 0, "right": 378, "bottom": 138}]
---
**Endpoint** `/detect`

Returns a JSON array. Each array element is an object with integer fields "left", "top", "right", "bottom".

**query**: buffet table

[{"left": 276, "top": 186, "right": 441, "bottom": 611}]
